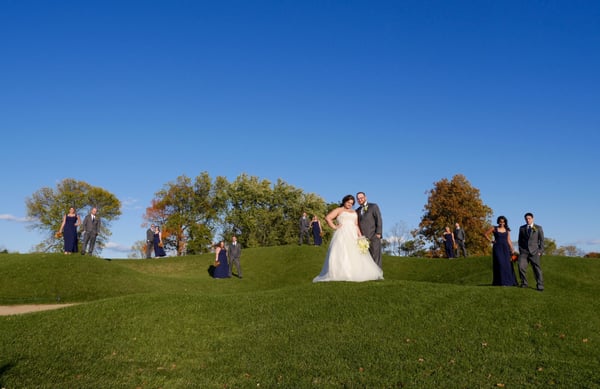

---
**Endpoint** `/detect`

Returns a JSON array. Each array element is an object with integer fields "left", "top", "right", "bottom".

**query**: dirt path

[{"left": 0, "top": 304, "right": 78, "bottom": 316}]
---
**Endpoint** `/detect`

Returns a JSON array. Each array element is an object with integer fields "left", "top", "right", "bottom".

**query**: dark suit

[
  {"left": 517, "top": 224, "right": 545, "bottom": 290},
  {"left": 299, "top": 216, "right": 310, "bottom": 245},
  {"left": 228, "top": 241, "right": 242, "bottom": 278},
  {"left": 145, "top": 228, "right": 154, "bottom": 258},
  {"left": 453, "top": 227, "right": 467, "bottom": 257},
  {"left": 357, "top": 202, "right": 383, "bottom": 268},
  {"left": 81, "top": 214, "right": 100, "bottom": 255}
]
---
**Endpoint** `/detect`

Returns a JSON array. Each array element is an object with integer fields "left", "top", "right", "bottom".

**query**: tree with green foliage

[
  {"left": 224, "top": 174, "right": 327, "bottom": 247},
  {"left": 417, "top": 174, "right": 492, "bottom": 256},
  {"left": 26, "top": 178, "right": 121, "bottom": 254},
  {"left": 145, "top": 173, "right": 228, "bottom": 255}
]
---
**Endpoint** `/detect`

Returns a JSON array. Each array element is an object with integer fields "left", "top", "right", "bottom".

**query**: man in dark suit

[
  {"left": 228, "top": 235, "right": 242, "bottom": 278},
  {"left": 356, "top": 192, "right": 383, "bottom": 268},
  {"left": 454, "top": 222, "right": 468, "bottom": 257},
  {"left": 81, "top": 207, "right": 100, "bottom": 255},
  {"left": 146, "top": 225, "right": 155, "bottom": 259},
  {"left": 299, "top": 212, "right": 310, "bottom": 245},
  {"left": 517, "top": 212, "right": 545, "bottom": 291}
]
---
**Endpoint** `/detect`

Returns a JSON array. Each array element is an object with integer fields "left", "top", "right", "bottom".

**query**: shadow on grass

[{"left": 0, "top": 362, "right": 15, "bottom": 385}]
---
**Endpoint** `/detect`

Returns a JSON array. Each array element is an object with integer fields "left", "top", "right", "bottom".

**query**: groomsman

[
  {"left": 517, "top": 212, "right": 545, "bottom": 291},
  {"left": 356, "top": 192, "right": 383, "bottom": 268},
  {"left": 81, "top": 207, "right": 100, "bottom": 255},
  {"left": 228, "top": 235, "right": 242, "bottom": 278},
  {"left": 299, "top": 212, "right": 310, "bottom": 245},
  {"left": 146, "top": 225, "right": 155, "bottom": 259}
]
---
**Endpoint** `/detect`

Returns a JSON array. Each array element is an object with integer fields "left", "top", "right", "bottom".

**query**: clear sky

[{"left": 1, "top": 0, "right": 599, "bottom": 258}]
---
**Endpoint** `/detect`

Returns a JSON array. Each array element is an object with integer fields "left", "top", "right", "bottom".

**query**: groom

[
  {"left": 517, "top": 212, "right": 545, "bottom": 291},
  {"left": 356, "top": 192, "right": 383, "bottom": 268}
]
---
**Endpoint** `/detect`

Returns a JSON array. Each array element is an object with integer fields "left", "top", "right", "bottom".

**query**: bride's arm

[{"left": 325, "top": 208, "right": 341, "bottom": 229}]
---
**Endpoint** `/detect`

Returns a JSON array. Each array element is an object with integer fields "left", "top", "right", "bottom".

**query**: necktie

[{"left": 527, "top": 225, "right": 531, "bottom": 237}]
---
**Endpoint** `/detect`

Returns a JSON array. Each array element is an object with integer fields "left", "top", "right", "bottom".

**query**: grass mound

[{"left": 1, "top": 248, "right": 598, "bottom": 387}]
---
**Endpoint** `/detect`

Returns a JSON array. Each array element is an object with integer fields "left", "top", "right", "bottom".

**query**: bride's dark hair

[{"left": 341, "top": 194, "right": 355, "bottom": 206}]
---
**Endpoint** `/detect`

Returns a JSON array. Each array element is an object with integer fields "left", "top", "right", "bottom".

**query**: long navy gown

[
  {"left": 312, "top": 222, "right": 322, "bottom": 246},
  {"left": 492, "top": 228, "right": 517, "bottom": 286},
  {"left": 443, "top": 232, "right": 455, "bottom": 258},
  {"left": 213, "top": 248, "right": 230, "bottom": 278},
  {"left": 63, "top": 215, "right": 79, "bottom": 253},
  {"left": 153, "top": 233, "right": 166, "bottom": 257}
]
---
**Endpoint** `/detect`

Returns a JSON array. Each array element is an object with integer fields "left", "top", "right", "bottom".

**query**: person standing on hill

[
  {"left": 454, "top": 222, "right": 468, "bottom": 257},
  {"left": 517, "top": 212, "right": 545, "bottom": 291},
  {"left": 228, "top": 235, "right": 242, "bottom": 278},
  {"left": 59, "top": 207, "right": 81, "bottom": 254},
  {"left": 485, "top": 216, "right": 517, "bottom": 286},
  {"left": 299, "top": 212, "right": 310, "bottom": 245},
  {"left": 81, "top": 207, "right": 100, "bottom": 256},
  {"left": 356, "top": 192, "right": 383, "bottom": 268},
  {"left": 146, "top": 225, "right": 155, "bottom": 259}
]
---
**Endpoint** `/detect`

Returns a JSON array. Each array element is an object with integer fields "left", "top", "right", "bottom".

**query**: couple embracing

[{"left": 313, "top": 192, "right": 384, "bottom": 283}]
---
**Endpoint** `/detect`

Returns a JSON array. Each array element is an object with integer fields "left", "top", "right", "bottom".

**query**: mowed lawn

[{"left": 1, "top": 247, "right": 598, "bottom": 388}]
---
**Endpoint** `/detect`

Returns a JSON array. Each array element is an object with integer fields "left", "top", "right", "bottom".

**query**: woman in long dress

[
  {"left": 313, "top": 194, "right": 383, "bottom": 282},
  {"left": 485, "top": 216, "right": 517, "bottom": 286},
  {"left": 442, "top": 226, "right": 455, "bottom": 258},
  {"left": 311, "top": 215, "right": 323, "bottom": 246},
  {"left": 153, "top": 226, "right": 167, "bottom": 257},
  {"left": 212, "top": 241, "right": 230, "bottom": 279},
  {"left": 59, "top": 207, "right": 81, "bottom": 254}
]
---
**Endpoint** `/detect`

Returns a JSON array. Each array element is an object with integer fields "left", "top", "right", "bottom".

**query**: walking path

[{"left": 0, "top": 304, "right": 77, "bottom": 316}]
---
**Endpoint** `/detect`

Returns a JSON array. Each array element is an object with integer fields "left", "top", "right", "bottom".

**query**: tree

[
  {"left": 417, "top": 174, "right": 492, "bottom": 256},
  {"left": 145, "top": 173, "right": 226, "bottom": 255},
  {"left": 224, "top": 175, "right": 327, "bottom": 247},
  {"left": 26, "top": 178, "right": 121, "bottom": 254},
  {"left": 384, "top": 221, "right": 409, "bottom": 256}
]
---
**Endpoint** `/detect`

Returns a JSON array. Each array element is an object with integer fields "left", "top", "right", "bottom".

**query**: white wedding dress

[{"left": 313, "top": 211, "right": 384, "bottom": 282}]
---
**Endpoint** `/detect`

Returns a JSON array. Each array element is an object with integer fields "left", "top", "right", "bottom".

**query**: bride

[{"left": 313, "top": 194, "right": 384, "bottom": 282}]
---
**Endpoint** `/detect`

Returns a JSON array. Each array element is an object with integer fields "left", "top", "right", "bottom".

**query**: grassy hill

[{"left": 1, "top": 247, "right": 598, "bottom": 388}]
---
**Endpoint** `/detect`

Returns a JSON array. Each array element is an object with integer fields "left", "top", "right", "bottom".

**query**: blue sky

[{"left": 1, "top": 0, "right": 599, "bottom": 258}]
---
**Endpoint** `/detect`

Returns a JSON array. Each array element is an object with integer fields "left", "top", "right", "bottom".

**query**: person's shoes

[
  {"left": 520, "top": 284, "right": 528, "bottom": 288},
  {"left": 537, "top": 287, "right": 544, "bottom": 292},
  {"left": 81, "top": 251, "right": 85, "bottom": 255}
]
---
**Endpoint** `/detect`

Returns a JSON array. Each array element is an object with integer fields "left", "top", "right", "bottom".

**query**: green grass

[{"left": 1, "top": 248, "right": 599, "bottom": 388}]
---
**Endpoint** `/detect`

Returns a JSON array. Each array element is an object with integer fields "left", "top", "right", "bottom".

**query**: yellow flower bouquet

[{"left": 357, "top": 236, "right": 370, "bottom": 254}]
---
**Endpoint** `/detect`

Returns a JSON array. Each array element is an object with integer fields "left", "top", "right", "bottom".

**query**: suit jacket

[
  {"left": 518, "top": 224, "right": 544, "bottom": 255},
  {"left": 82, "top": 214, "right": 100, "bottom": 235},
  {"left": 229, "top": 242, "right": 242, "bottom": 260},
  {"left": 146, "top": 228, "right": 154, "bottom": 243},
  {"left": 357, "top": 202, "right": 382, "bottom": 239},
  {"left": 454, "top": 228, "right": 465, "bottom": 241},
  {"left": 299, "top": 217, "right": 310, "bottom": 232}
]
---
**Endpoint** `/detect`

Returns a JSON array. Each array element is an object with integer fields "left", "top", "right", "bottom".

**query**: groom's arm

[{"left": 373, "top": 204, "right": 382, "bottom": 236}]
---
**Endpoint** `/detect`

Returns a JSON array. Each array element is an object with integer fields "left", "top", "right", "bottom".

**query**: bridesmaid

[
  {"left": 212, "top": 241, "right": 230, "bottom": 278},
  {"left": 310, "top": 215, "right": 323, "bottom": 246},
  {"left": 485, "top": 216, "right": 517, "bottom": 286},
  {"left": 59, "top": 207, "right": 81, "bottom": 254}
]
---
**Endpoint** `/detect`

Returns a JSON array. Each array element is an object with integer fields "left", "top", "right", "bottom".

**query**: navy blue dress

[
  {"left": 213, "top": 248, "right": 230, "bottom": 278},
  {"left": 443, "top": 232, "right": 455, "bottom": 258},
  {"left": 312, "top": 222, "right": 322, "bottom": 246},
  {"left": 492, "top": 228, "right": 517, "bottom": 286},
  {"left": 63, "top": 215, "right": 79, "bottom": 253},
  {"left": 153, "top": 233, "right": 166, "bottom": 257}
]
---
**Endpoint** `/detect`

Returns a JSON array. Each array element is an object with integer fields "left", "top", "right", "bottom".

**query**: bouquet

[
  {"left": 357, "top": 236, "right": 370, "bottom": 254},
  {"left": 55, "top": 231, "right": 63, "bottom": 239},
  {"left": 214, "top": 260, "right": 221, "bottom": 267},
  {"left": 511, "top": 252, "right": 519, "bottom": 262}
]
